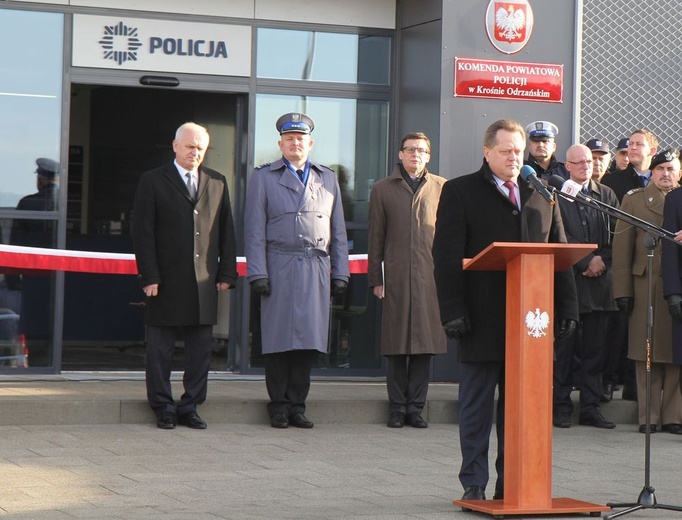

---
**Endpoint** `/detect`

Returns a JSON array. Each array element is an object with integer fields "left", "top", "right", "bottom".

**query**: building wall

[
  {"left": 8, "top": 0, "right": 397, "bottom": 28},
  {"left": 435, "top": 0, "right": 577, "bottom": 178}
]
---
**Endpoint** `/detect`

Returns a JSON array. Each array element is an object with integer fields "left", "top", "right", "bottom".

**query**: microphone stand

[{"left": 550, "top": 186, "right": 682, "bottom": 519}]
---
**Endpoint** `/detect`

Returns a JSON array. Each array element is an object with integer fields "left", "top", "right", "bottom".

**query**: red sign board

[{"left": 454, "top": 57, "right": 563, "bottom": 103}]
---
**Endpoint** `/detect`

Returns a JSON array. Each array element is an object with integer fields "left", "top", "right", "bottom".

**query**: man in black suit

[
  {"left": 133, "top": 122, "right": 237, "bottom": 430},
  {"left": 601, "top": 129, "right": 658, "bottom": 202},
  {"left": 433, "top": 119, "right": 578, "bottom": 505},
  {"left": 553, "top": 144, "right": 619, "bottom": 429}
]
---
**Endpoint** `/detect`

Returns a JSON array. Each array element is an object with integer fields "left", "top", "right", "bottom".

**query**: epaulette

[
  {"left": 625, "top": 187, "right": 644, "bottom": 197},
  {"left": 255, "top": 163, "right": 271, "bottom": 170}
]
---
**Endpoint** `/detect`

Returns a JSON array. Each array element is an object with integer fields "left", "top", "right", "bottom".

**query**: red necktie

[{"left": 504, "top": 181, "right": 518, "bottom": 208}]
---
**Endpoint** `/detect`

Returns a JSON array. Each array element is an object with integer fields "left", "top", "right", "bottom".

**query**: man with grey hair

[{"left": 133, "top": 122, "right": 237, "bottom": 430}]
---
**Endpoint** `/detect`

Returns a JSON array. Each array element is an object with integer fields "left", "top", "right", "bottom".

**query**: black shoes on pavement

[
  {"left": 270, "top": 413, "right": 314, "bottom": 429},
  {"left": 579, "top": 413, "right": 616, "bottom": 429},
  {"left": 387, "top": 412, "right": 428, "bottom": 428},
  {"left": 406, "top": 413, "right": 428, "bottom": 428},
  {"left": 157, "top": 411, "right": 207, "bottom": 430},
  {"left": 387, "top": 413, "right": 405, "bottom": 428},
  {"left": 461, "top": 486, "right": 486, "bottom": 511},
  {"left": 553, "top": 413, "right": 572, "bottom": 428}
]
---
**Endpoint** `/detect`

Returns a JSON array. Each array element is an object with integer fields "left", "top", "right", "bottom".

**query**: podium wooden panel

[{"left": 454, "top": 242, "right": 610, "bottom": 517}]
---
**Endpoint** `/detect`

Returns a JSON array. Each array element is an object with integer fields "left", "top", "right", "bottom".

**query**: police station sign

[
  {"left": 454, "top": 57, "right": 563, "bottom": 103},
  {"left": 72, "top": 15, "right": 251, "bottom": 77}
]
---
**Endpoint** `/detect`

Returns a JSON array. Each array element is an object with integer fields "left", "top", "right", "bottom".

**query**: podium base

[{"left": 453, "top": 497, "right": 610, "bottom": 517}]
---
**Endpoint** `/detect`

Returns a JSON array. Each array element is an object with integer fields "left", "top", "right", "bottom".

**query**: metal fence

[{"left": 580, "top": 0, "right": 682, "bottom": 150}]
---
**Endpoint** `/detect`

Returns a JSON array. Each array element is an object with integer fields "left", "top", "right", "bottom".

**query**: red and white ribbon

[{"left": 0, "top": 244, "right": 368, "bottom": 276}]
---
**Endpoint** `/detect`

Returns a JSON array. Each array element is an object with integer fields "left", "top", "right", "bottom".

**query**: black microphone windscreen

[{"left": 548, "top": 175, "right": 566, "bottom": 190}]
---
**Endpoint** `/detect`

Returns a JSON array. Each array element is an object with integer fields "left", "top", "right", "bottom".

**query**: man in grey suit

[
  {"left": 244, "top": 112, "right": 350, "bottom": 429},
  {"left": 133, "top": 122, "right": 237, "bottom": 430}
]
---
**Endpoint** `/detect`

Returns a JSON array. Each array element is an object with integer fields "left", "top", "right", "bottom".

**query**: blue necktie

[{"left": 296, "top": 169, "right": 305, "bottom": 183}]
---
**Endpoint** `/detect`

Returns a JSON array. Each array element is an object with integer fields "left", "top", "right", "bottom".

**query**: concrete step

[{"left": 0, "top": 375, "right": 639, "bottom": 426}]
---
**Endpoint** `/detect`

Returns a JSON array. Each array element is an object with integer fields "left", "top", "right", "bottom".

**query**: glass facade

[{"left": 0, "top": 10, "right": 64, "bottom": 210}]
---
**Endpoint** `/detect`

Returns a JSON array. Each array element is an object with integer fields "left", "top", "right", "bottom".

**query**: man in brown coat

[{"left": 368, "top": 132, "right": 447, "bottom": 428}]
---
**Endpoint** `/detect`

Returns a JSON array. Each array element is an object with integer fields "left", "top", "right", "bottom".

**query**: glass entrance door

[{"left": 63, "top": 84, "right": 243, "bottom": 371}]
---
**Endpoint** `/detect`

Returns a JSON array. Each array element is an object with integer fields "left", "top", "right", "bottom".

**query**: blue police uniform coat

[{"left": 244, "top": 158, "right": 350, "bottom": 355}]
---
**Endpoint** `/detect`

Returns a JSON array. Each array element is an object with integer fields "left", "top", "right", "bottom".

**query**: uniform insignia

[
  {"left": 525, "top": 308, "right": 550, "bottom": 338},
  {"left": 625, "top": 188, "right": 643, "bottom": 196},
  {"left": 256, "top": 163, "right": 271, "bottom": 169}
]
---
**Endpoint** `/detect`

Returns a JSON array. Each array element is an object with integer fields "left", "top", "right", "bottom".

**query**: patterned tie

[
  {"left": 185, "top": 172, "right": 196, "bottom": 200},
  {"left": 296, "top": 169, "right": 305, "bottom": 183},
  {"left": 504, "top": 181, "right": 519, "bottom": 208}
]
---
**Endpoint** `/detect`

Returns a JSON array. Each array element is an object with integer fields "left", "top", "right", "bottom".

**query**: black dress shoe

[
  {"left": 156, "top": 412, "right": 177, "bottom": 430},
  {"left": 553, "top": 413, "right": 571, "bottom": 428},
  {"left": 600, "top": 383, "right": 614, "bottom": 403},
  {"left": 270, "top": 413, "right": 288, "bottom": 428},
  {"left": 461, "top": 485, "right": 486, "bottom": 511},
  {"left": 663, "top": 423, "right": 682, "bottom": 434},
  {"left": 289, "top": 413, "right": 314, "bottom": 428},
  {"left": 178, "top": 411, "right": 207, "bottom": 429},
  {"left": 639, "top": 424, "right": 657, "bottom": 434},
  {"left": 387, "top": 412, "right": 405, "bottom": 428},
  {"left": 579, "top": 413, "right": 616, "bottom": 429},
  {"left": 406, "top": 413, "right": 428, "bottom": 428}
]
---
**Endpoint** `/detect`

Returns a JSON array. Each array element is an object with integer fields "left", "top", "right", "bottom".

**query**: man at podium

[{"left": 433, "top": 119, "right": 579, "bottom": 505}]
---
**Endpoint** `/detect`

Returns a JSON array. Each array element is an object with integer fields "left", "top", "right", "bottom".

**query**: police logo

[
  {"left": 485, "top": 0, "right": 535, "bottom": 55},
  {"left": 99, "top": 22, "right": 143, "bottom": 66}
]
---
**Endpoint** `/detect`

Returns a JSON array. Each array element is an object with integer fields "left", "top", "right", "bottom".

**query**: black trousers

[
  {"left": 265, "top": 350, "right": 317, "bottom": 417},
  {"left": 554, "top": 311, "right": 608, "bottom": 418},
  {"left": 145, "top": 324, "right": 213, "bottom": 416},
  {"left": 457, "top": 361, "right": 505, "bottom": 495},
  {"left": 386, "top": 354, "right": 432, "bottom": 415}
]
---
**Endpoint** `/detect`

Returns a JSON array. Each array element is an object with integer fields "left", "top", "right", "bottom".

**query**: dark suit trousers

[
  {"left": 554, "top": 311, "right": 607, "bottom": 418},
  {"left": 265, "top": 350, "right": 317, "bottom": 417},
  {"left": 386, "top": 354, "right": 432, "bottom": 415},
  {"left": 458, "top": 360, "right": 505, "bottom": 495},
  {"left": 145, "top": 325, "right": 212, "bottom": 416}
]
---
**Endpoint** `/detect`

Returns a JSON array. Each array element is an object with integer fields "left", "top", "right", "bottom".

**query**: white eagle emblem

[
  {"left": 496, "top": 5, "right": 526, "bottom": 41},
  {"left": 525, "top": 308, "right": 550, "bottom": 338}
]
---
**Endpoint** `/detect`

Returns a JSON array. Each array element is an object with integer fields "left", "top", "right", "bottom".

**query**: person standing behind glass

[
  {"left": 368, "top": 132, "right": 447, "bottom": 429},
  {"left": 133, "top": 122, "right": 237, "bottom": 430},
  {"left": 244, "top": 112, "right": 350, "bottom": 429}
]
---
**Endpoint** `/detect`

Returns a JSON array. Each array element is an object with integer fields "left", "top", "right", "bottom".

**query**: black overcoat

[
  {"left": 661, "top": 186, "right": 682, "bottom": 364},
  {"left": 132, "top": 163, "right": 237, "bottom": 326},
  {"left": 600, "top": 164, "right": 642, "bottom": 202},
  {"left": 556, "top": 180, "right": 619, "bottom": 313},
  {"left": 432, "top": 161, "right": 578, "bottom": 362}
]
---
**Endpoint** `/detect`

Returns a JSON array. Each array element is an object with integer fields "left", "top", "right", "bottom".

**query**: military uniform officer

[{"left": 244, "top": 112, "right": 350, "bottom": 429}]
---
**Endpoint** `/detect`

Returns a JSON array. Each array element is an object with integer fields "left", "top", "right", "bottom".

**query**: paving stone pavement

[{"left": 0, "top": 420, "right": 681, "bottom": 519}]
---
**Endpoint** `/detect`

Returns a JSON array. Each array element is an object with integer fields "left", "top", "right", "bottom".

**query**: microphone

[
  {"left": 547, "top": 175, "right": 589, "bottom": 204},
  {"left": 519, "top": 165, "right": 555, "bottom": 205}
]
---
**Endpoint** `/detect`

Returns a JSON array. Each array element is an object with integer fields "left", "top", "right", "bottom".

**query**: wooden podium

[{"left": 453, "top": 242, "right": 610, "bottom": 517}]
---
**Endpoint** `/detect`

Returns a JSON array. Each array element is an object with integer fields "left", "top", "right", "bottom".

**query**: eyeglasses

[
  {"left": 402, "top": 147, "right": 430, "bottom": 155},
  {"left": 567, "top": 160, "right": 593, "bottom": 167}
]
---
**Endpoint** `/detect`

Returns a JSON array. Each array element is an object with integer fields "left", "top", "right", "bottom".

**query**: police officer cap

[
  {"left": 616, "top": 138, "right": 629, "bottom": 151},
  {"left": 650, "top": 148, "right": 679, "bottom": 170},
  {"left": 276, "top": 112, "right": 315, "bottom": 134},
  {"left": 525, "top": 120, "right": 559, "bottom": 141},
  {"left": 35, "top": 158, "right": 59, "bottom": 177},
  {"left": 585, "top": 138, "right": 610, "bottom": 154}
]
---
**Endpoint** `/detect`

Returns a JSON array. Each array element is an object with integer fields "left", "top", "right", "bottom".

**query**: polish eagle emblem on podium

[{"left": 525, "top": 308, "right": 549, "bottom": 338}]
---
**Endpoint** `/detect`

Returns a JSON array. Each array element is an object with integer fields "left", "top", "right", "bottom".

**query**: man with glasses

[
  {"left": 553, "top": 144, "right": 619, "bottom": 429},
  {"left": 368, "top": 132, "right": 447, "bottom": 429}
]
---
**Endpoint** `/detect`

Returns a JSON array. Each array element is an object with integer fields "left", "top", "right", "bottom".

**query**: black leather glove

[
  {"left": 615, "top": 297, "right": 634, "bottom": 314},
  {"left": 443, "top": 316, "right": 471, "bottom": 340},
  {"left": 555, "top": 318, "right": 577, "bottom": 341},
  {"left": 668, "top": 294, "right": 682, "bottom": 323},
  {"left": 332, "top": 279, "right": 348, "bottom": 296},
  {"left": 250, "top": 278, "right": 271, "bottom": 296}
]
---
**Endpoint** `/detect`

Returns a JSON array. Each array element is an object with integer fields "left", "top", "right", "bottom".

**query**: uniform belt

[{"left": 268, "top": 246, "right": 328, "bottom": 258}]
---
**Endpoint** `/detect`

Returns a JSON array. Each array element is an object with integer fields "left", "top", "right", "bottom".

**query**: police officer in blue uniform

[
  {"left": 524, "top": 120, "right": 569, "bottom": 180},
  {"left": 244, "top": 112, "right": 350, "bottom": 429}
]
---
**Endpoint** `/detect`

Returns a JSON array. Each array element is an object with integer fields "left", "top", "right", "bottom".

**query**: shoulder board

[
  {"left": 625, "top": 187, "right": 644, "bottom": 196},
  {"left": 255, "top": 163, "right": 271, "bottom": 170}
]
